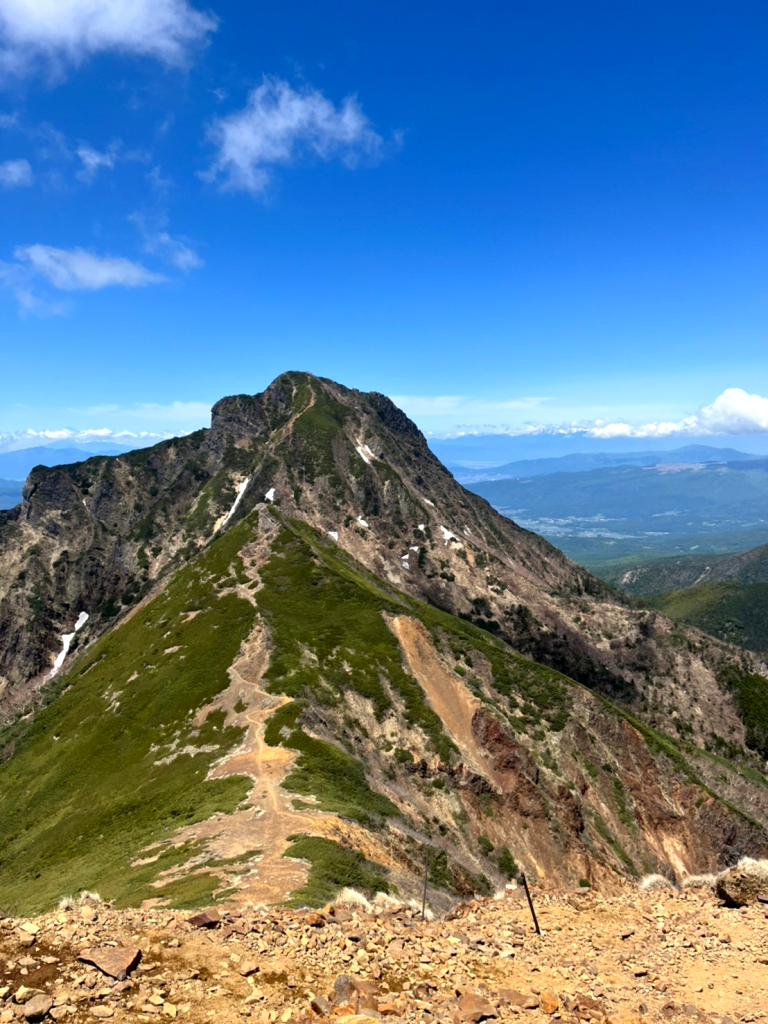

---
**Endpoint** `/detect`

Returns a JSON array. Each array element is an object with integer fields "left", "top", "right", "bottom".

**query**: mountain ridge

[{"left": 1, "top": 371, "right": 768, "bottom": 914}]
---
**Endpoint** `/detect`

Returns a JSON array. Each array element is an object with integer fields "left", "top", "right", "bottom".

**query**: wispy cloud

[
  {"left": 75, "top": 141, "right": 118, "bottom": 182},
  {"left": 203, "top": 76, "right": 395, "bottom": 196},
  {"left": 0, "top": 243, "right": 167, "bottom": 313},
  {"left": 15, "top": 244, "right": 166, "bottom": 290},
  {"left": 429, "top": 388, "right": 768, "bottom": 438},
  {"left": 0, "top": 425, "right": 185, "bottom": 453},
  {"left": 0, "top": 0, "right": 217, "bottom": 79},
  {"left": 0, "top": 401, "right": 213, "bottom": 452},
  {"left": 130, "top": 210, "right": 203, "bottom": 270},
  {"left": 0, "top": 157, "right": 32, "bottom": 187},
  {"left": 76, "top": 140, "right": 150, "bottom": 183}
]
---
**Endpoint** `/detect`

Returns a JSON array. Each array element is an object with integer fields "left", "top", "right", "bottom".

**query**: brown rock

[
  {"left": 539, "top": 992, "right": 559, "bottom": 1015},
  {"left": 305, "top": 913, "right": 326, "bottom": 928},
  {"left": 309, "top": 995, "right": 330, "bottom": 1015},
  {"left": 238, "top": 962, "right": 259, "bottom": 978},
  {"left": 715, "top": 867, "right": 768, "bottom": 907},
  {"left": 186, "top": 909, "right": 220, "bottom": 929},
  {"left": 457, "top": 993, "right": 497, "bottom": 1023},
  {"left": 78, "top": 948, "right": 141, "bottom": 981},
  {"left": 23, "top": 996, "right": 53, "bottom": 1021},
  {"left": 89, "top": 1009, "right": 113, "bottom": 1019},
  {"left": 15, "top": 989, "right": 43, "bottom": 1006}
]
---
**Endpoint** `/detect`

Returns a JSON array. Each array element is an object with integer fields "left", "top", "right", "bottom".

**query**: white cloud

[
  {"left": 433, "top": 388, "right": 768, "bottom": 439},
  {"left": 0, "top": 156, "right": 31, "bottom": 186},
  {"left": 14, "top": 243, "right": 166, "bottom": 289},
  {"left": 0, "top": 0, "right": 217, "bottom": 77},
  {"left": 582, "top": 388, "right": 768, "bottom": 439},
  {"left": 76, "top": 141, "right": 117, "bottom": 181},
  {"left": 0, "top": 425, "right": 188, "bottom": 452},
  {"left": 203, "top": 76, "right": 390, "bottom": 196},
  {"left": 129, "top": 210, "right": 203, "bottom": 270}
]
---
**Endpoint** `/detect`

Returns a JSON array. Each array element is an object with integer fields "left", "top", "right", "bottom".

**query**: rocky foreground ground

[{"left": 1, "top": 884, "right": 766, "bottom": 1024}]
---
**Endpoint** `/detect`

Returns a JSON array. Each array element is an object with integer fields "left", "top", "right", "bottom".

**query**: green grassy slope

[
  {"left": 644, "top": 580, "right": 768, "bottom": 654},
  {"left": 0, "top": 520, "right": 257, "bottom": 915},
  {"left": 1, "top": 505, "right": 766, "bottom": 917},
  {"left": 597, "top": 543, "right": 768, "bottom": 597}
]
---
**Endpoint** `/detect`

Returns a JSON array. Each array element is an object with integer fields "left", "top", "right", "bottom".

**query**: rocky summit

[{"left": 0, "top": 372, "right": 767, "bottom": 919}]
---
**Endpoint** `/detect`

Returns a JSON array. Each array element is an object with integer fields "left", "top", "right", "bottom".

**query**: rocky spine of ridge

[{"left": 1, "top": 372, "right": 764, "bottom": 759}]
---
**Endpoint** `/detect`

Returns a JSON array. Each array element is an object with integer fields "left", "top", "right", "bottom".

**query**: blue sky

[{"left": 2, "top": 0, "right": 768, "bottom": 445}]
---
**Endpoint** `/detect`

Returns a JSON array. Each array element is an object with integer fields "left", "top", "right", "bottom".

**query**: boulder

[{"left": 715, "top": 866, "right": 768, "bottom": 906}]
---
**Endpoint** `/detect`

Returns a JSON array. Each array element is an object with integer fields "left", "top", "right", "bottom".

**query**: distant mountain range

[
  {"left": 467, "top": 458, "right": 768, "bottom": 565},
  {"left": 0, "top": 479, "right": 22, "bottom": 511},
  {"left": 447, "top": 444, "right": 756, "bottom": 484},
  {"left": 0, "top": 444, "right": 130, "bottom": 482}
]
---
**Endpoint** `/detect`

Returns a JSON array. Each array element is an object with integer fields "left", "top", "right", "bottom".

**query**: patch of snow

[
  {"left": 221, "top": 477, "right": 251, "bottom": 528},
  {"left": 425, "top": 499, "right": 435, "bottom": 507},
  {"left": 357, "top": 515, "right": 369, "bottom": 528},
  {"left": 328, "top": 531, "right": 339, "bottom": 541},
  {"left": 463, "top": 527, "right": 470, "bottom": 536},
  {"left": 355, "top": 445, "right": 371, "bottom": 465},
  {"left": 440, "top": 525, "right": 457, "bottom": 544},
  {"left": 49, "top": 611, "right": 89, "bottom": 678},
  {"left": 401, "top": 553, "right": 410, "bottom": 561},
  {"left": 417, "top": 523, "right": 425, "bottom": 531},
  {"left": 264, "top": 487, "right": 275, "bottom": 503},
  {"left": 410, "top": 546, "right": 419, "bottom": 552}
]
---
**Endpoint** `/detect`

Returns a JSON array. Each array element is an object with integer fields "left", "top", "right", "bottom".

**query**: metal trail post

[
  {"left": 520, "top": 872, "right": 541, "bottom": 935},
  {"left": 422, "top": 848, "right": 430, "bottom": 921}
]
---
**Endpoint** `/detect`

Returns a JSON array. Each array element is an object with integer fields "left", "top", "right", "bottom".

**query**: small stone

[
  {"left": 15, "top": 988, "right": 43, "bottom": 1006},
  {"left": 238, "top": 963, "right": 259, "bottom": 978},
  {"left": 539, "top": 992, "right": 559, "bottom": 1015},
  {"left": 78, "top": 948, "right": 141, "bottom": 982},
  {"left": 162, "top": 1004, "right": 177, "bottom": 1018},
  {"left": 186, "top": 910, "right": 220, "bottom": 929},
  {"left": 23, "top": 995, "right": 53, "bottom": 1021},
  {"left": 309, "top": 996, "right": 329, "bottom": 1015},
  {"left": 620, "top": 929, "right": 635, "bottom": 940},
  {"left": 457, "top": 992, "right": 497, "bottom": 1023},
  {"left": 89, "top": 1009, "right": 114, "bottom": 1019}
]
